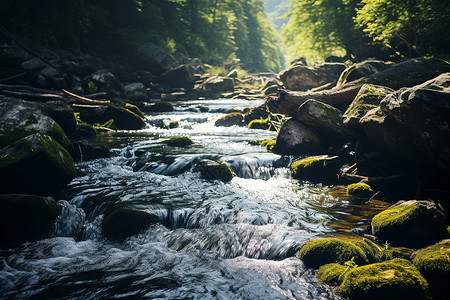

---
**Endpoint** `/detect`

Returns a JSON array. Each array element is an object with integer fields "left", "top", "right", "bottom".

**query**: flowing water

[{"left": 0, "top": 98, "right": 391, "bottom": 299}]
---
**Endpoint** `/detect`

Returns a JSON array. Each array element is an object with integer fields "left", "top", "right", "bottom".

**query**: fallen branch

[
  {"left": 62, "top": 89, "right": 110, "bottom": 105},
  {"left": 0, "top": 72, "right": 27, "bottom": 83},
  {"left": 339, "top": 172, "right": 408, "bottom": 185}
]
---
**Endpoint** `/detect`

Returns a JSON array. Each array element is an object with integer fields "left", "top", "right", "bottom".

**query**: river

[{"left": 0, "top": 98, "right": 390, "bottom": 299}]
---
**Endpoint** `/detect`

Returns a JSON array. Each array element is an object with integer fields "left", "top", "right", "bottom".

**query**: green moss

[
  {"left": 248, "top": 118, "right": 271, "bottom": 130},
  {"left": 337, "top": 260, "right": 429, "bottom": 300},
  {"left": 105, "top": 105, "right": 145, "bottom": 130},
  {"left": 50, "top": 122, "right": 70, "bottom": 147},
  {"left": 169, "top": 121, "right": 179, "bottom": 129},
  {"left": 347, "top": 183, "right": 374, "bottom": 197},
  {"left": 164, "top": 136, "right": 194, "bottom": 147},
  {"left": 261, "top": 139, "right": 276, "bottom": 151},
  {"left": 317, "top": 263, "right": 348, "bottom": 286},
  {"left": 75, "top": 122, "right": 97, "bottom": 138},
  {"left": 215, "top": 112, "right": 244, "bottom": 127},
  {"left": 298, "top": 238, "right": 369, "bottom": 269},
  {"left": 413, "top": 239, "right": 450, "bottom": 283},
  {"left": 193, "top": 159, "right": 233, "bottom": 183},
  {"left": 290, "top": 155, "right": 341, "bottom": 183},
  {"left": 351, "top": 238, "right": 382, "bottom": 263},
  {"left": 39, "top": 134, "right": 78, "bottom": 178},
  {"left": 102, "top": 206, "right": 159, "bottom": 242}
]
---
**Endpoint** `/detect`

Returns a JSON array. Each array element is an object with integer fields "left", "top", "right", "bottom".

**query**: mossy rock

[
  {"left": 75, "top": 122, "right": 97, "bottom": 138},
  {"left": 193, "top": 159, "right": 233, "bottom": 183},
  {"left": 39, "top": 102, "right": 78, "bottom": 139},
  {"left": 0, "top": 133, "right": 78, "bottom": 195},
  {"left": 350, "top": 238, "right": 383, "bottom": 263},
  {"left": 0, "top": 194, "right": 62, "bottom": 248},
  {"left": 243, "top": 105, "right": 269, "bottom": 124},
  {"left": 169, "top": 121, "right": 179, "bottom": 129},
  {"left": 347, "top": 182, "right": 374, "bottom": 197},
  {"left": 317, "top": 263, "right": 348, "bottom": 286},
  {"left": 75, "top": 104, "right": 145, "bottom": 130},
  {"left": 337, "top": 60, "right": 394, "bottom": 87},
  {"left": 260, "top": 139, "right": 276, "bottom": 152},
  {"left": 144, "top": 102, "right": 174, "bottom": 113},
  {"left": 248, "top": 118, "right": 271, "bottom": 130},
  {"left": 337, "top": 260, "right": 429, "bottom": 300},
  {"left": 298, "top": 238, "right": 369, "bottom": 269},
  {"left": 215, "top": 112, "right": 244, "bottom": 127},
  {"left": 371, "top": 200, "right": 448, "bottom": 248},
  {"left": 164, "top": 136, "right": 194, "bottom": 147},
  {"left": 412, "top": 239, "right": 450, "bottom": 300},
  {"left": 290, "top": 155, "right": 341, "bottom": 183},
  {"left": 102, "top": 206, "right": 159, "bottom": 242}
]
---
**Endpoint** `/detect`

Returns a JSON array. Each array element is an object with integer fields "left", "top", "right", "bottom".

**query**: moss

[
  {"left": 39, "top": 134, "right": 77, "bottom": 178},
  {"left": 351, "top": 238, "right": 382, "bottom": 263},
  {"left": 337, "top": 260, "right": 429, "bottom": 300},
  {"left": 193, "top": 159, "right": 233, "bottom": 183},
  {"left": 75, "top": 122, "right": 97, "bottom": 138},
  {"left": 248, "top": 118, "right": 271, "bottom": 130},
  {"left": 347, "top": 183, "right": 374, "bottom": 197},
  {"left": 214, "top": 112, "right": 244, "bottom": 127},
  {"left": 102, "top": 206, "right": 159, "bottom": 242},
  {"left": 290, "top": 155, "right": 341, "bottom": 183},
  {"left": 261, "top": 139, "right": 276, "bottom": 151},
  {"left": 298, "top": 238, "right": 369, "bottom": 269},
  {"left": 145, "top": 102, "right": 174, "bottom": 113},
  {"left": 105, "top": 105, "right": 145, "bottom": 130},
  {"left": 169, "top": 121, "right": 179, "bottom": 129},
  {"left": 317, "top": 263, "right": 348, "bottom": 286},
  {"left": 0, "top": 194, "right": 62, "bottom": 248},
  {"left": 50, "top": 121, "right": 70, "bottom": 148},
  {"left": 164, "top": 136, "right": 194, "bottom": 147}
]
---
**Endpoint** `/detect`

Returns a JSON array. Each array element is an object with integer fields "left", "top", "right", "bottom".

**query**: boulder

[
  {"left": 102, "top": 206, "right": 159, "bottom": 242},
  {"left": 215, "top": 113, "right": 245, "bottom": 127},
  {"left": 337, "top": 60, "right": 393, "bottom": 87},
  {"left": 143, "top": 102, "right": 174, "bottom": 113},
  {"left": 83, "top": 70, "right": 124, "bottom": 97},
  {"left": 298, "top": 238, "right": 369, "bottom": 269},
  {"left": 75, "top": 104, "right": 145, "bottom": 130},
  {"left": 0, "top": 97, "right": 70, "bottom": 148},
  {"left": 198, "top": 76, "right": 234, "bottom": 95},
  {"left": 342, "top": 84, "right": 394, "bottom": 128},
  {"left": 317, "top": 263, "right": 348, "bottom": 286},
  {"left": 193, "top": 159, "right": 234, "bottom": 183},
  {"left": 412, "top": 239, "right": 450, "bottom": 300},
  {"left": 0, "top": 134, "right": 78, "bottom": 195},
  {"left": 124, "top": 82, "right": 147, "bottom": 101},
  {"left": 160, "top": 64, "right": 196, "bottom": 89},
  {"left": 248, "top": 118, "right": 271, "bottom": 130},
  {"left": 243, "top": 105, "right": 270, "bottom": 125},
  {"left": 290, "top": 155, "right": 341, "bottom": 183},
  {"left": 371, "top": 200, "right": 448, "bottom": 248},
  {"left": 297, "top": 99, "right": 349, "bottom": 142},
  {"left": 0, "top": 194, "right": 62, "bottom": 248},
  {"left": 279, "top": 62, "right": 346, "bottom": 91},
  {"left": 68, "top": 140, "right": 110, "bottom": 162},
  {"left": 38, "top": 101, "right": 78, "bottom": 139},
  {"left": 347, "top": 182, "right": 374, "bottom": 197},
  {"left": 36, "top": 66, "right": 67, "bottom": 89},
  {"left": 134, "top": 42, "right": 177, "bottom": 75},
  {"left": 337, "top": 260, "right": 429, "bottom": 300},
  {"left": 164, "top": 136, "right": 194, "bottom": 147},
  {"left": 272, "top": 119, "right": 321, "bottom": 155}
]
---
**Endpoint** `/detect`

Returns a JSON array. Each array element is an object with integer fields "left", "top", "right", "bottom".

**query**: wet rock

[
  {"left": 134, "top": 42, "right": 177, "bottom": 75},
  {"left": 124, "top": 82, "right": 147, "bottom": 101},
  {"left": 298, "top": 238, "right": 369, "bottom": 269},
  {"left": 143, "top": 102, "right": 174, "bottom": 113},
  {"left": 164, "top": 136, "right": 194, "bottom": 147},
  {"left": 412, "top": 239, "right": 450, "bottom": 300},
  {"left": 297, "top": 99, "right": 349, "bottom": 142},
  {"left": 248, "top": 118, "right": 271, "bottom": 130},
  {"left": 75, "top": 104, "right": 145, "bottom": 130},
  {"left": 337, "top": 260, "right": 429, "bottom": 300},
  {"left": 342, "top": 84, "right": 394, "bottom": 128},
  {"left": 83, "top": 70, "right": 124, "bottom": 97},
  {"left": 0, "top": 133, "right": 78, "bottom": 195},
  {"left": 243, "top": 105, "right": 270, "bottom": 125},
  {"left": 0, "top": 97, "right": 70, "bottom": 148},
  {"left": 290, "top": 155, "right": 341, "bottom": 183},
  {"left": 160, "top": 64, "right": 196, "bottom": 89},
  {"left": 0, "top": 194, "right": 62, "bottom": 248},
  {"left": 38, "top": 101, "right": 78, "bottom": 139},
  {"left": 169, "top": 121, "right": 179, "bottom": 129},
  {"left": 36, "top": 66, "right": 66, "bottom": 89},
  {"left": 337, "top": 60, "right": 393, "bottom": 87},
  {"left": 193, "top": 159, "right": 234, "bottom": 183},
  {"left": 102, "top": 206, "right": 159, "bottom": 242},
  {"left": 197, "top": 76, "right": 234, "bottom": 95},
  {"left": 347, "top": 183, "right": 374, "bottom": 197},
  {"left": 68, "top": 140, "right": 110, "bottom": 162},
  {"left": 215, "top": 112, "right": 245, "bottom": 127},
  {"left": 371, "top": 200, "right": 448, "bottom": 248},
  {"left": 272, "top": 119, "right": 321, "bottom": 155},
  {"left": 279, "top": 62, "right": 346, "bottom": 91}
]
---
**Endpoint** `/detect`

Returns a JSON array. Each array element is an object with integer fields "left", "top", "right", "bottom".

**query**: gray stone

[{"left": 272, "top": 119, "right": 321, "bottom": 155}]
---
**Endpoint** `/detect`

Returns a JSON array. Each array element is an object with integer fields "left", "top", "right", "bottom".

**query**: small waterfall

[{"left": 52, "top": 200, "right": 86, "bottom": 238}]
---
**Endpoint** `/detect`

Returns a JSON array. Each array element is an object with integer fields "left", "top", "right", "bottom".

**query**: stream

[{"left": 0, "top": 98, "right": 391, "bottom": 299}]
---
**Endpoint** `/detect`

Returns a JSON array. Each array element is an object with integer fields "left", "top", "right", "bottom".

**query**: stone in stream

[
  {"left": 193, "top": 159, "right": 234, "bottom": 183},
  {"left": 336, "top": 60, "right": 394, "bottom": 87},
  {"left": 159, "top": 64, "right": 196, "bottom": 89},
  {"left": 143, "top": 101, "right": 174, "bottom": 113},
  {"left": 74, "top": 104, "right": 145, "bottom": 130},
  {"left": 371, "top": 200, "right": 448, "bottom": 248},
  {"left": 164, "top": 136, "right": 194, "bottom": 148},
  {"left": 272, "top": 119, "right": 321, "bottom": 155},
  {"left": 0, "top": 194, "right": 62, "bottom": 248},
  {"left": 0, "top": 133, "right": 78, "bottom": 195},
  {"left": 215, "top": 112, "right": 245, "bottom": 127},
  {"left": 290, "top": 155, "right": 342, "bottom": 183},
  {"left": 347, "top": 182, "right": 374, "bottom": 198}
]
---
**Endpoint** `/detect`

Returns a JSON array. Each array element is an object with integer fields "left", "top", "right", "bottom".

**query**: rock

[
  {"left": 377, "top": 73, "right": 450, "bottom": 168},
  {"left": 0, "top": 134, "right": 78, "bottom": 195},
  {"left": 124, "top": 82, "right": 147, "bottom": 101},
  {"left": 160, "top": 64, "right": 196, "bottom": 89},
  {"left": 169, "top": 121, "right": 179, "bottom": 129},
  {"left": 102, "top": 206, "right": 159, "bottom": 242},
  {"left": 272, "top": 119, "right": 321, "bottom": 155},
  {"left": 75, "top": 122, "right": 97, "bottom": 138},
  {"left": 347, "top": 183, "right": 374, "bottom": 197},
  {"left": 297, "top": 99, "right": 349, "bottom": 142},
  {"left": 75, "top": 104, "right": 145, "bottom": 130},
  {"left": 412, "top": 239, "right": 450, "bottom": 300},
  {"left": 317, "top": 263, "right": 347, "bottom": 286},
  {"left": 248, "top": 118, "right": 271, "bottom": 130},
  {"left": 68, "top": 140, "right": 110, "bottom": 162},
  {"left": 0, "top": 194, "right": 62, "bottom": 248},
  {"left": 143, "top": 102, "right": 174, "bottom": 113},
  {"left": 193, "top": 159, "right": 233, "bottom": 183},
  {"left": 134, "top": 42, "right": 177, "bottom": 75},
  {"left": 198, "top": 76, "right": 234, "bottom": 95},
  {"left": 243, "top": 105, "right": 270, "bottom": 125},
  {"left": 36, "top": 66, "right": 67, "bottom": 89},
  {"left": 298, "top": 238, "right": 369, "bottom": 269},
  {"left": 279, "top": 62, "right": 346, "bottom": 91},
  {"left": 38, "top": 101, "right": 78, "bottom": 139},
  {"left": 337, "top": 60, "right": 394, "bottom": 87},
  {"left": 260, "top": 139, "right": 276, "bottom": 151},
  {"left": 84, "top": 70, "right": 124, "bottom": 97},
  {"left": 290, "top": 155, "right": 341, "bottom": 183},
  {"left": 342, "top": 84, "right": 394, "bottom": 128},
  {"left": 371, "top": 200, "right": 448, "bottom": 248},
  {"left": 164, "top": 136, "right": 194, "bottom": 147},
  {"left": 337, "top": 260, "right": 429, "bottom": 300},
  {"left": 0, "top": 97, "right": 70, "bottom": 148},
  {"left": 215, "top": 112, "right": 245, "bottom": 127}
]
